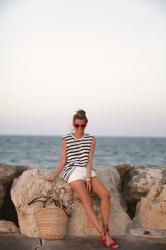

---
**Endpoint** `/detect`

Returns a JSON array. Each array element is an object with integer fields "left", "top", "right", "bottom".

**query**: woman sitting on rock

[{"left": 42, "top": 109, "right": 119, "bottom": 249}]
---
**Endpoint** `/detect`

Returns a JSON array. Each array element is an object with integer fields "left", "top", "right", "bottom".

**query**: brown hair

[{"left": 73, "top": 109, "right": 88, "bottom": 123}]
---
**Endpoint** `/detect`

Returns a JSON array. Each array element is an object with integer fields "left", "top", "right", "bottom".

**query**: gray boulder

[{"left": 0, "top": 163, "right": 29, "bottom": 223}]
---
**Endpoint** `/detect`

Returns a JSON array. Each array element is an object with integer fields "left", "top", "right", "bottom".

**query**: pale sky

[{"left": 0, "top": 0, "right": 166, "bottom": 136}]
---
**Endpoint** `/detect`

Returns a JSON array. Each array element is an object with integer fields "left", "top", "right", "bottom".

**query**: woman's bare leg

[
  {"left": 69, "top": 179, "right": 103, "bottom": 234},
  {"left": 91, "top": 176, "right": 110, "bottom": 225},
  {"left": 91, "top": 176, "right": 115, "bottom": 245}
]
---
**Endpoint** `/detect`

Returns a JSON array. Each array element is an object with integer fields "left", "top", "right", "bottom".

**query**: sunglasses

[{"left": 74, "top": 123, "right": 86, "bottom": 128}]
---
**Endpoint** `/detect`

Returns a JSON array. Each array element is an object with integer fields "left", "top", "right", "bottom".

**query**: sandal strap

[
  {"left": 99, "top": 230, "right": 106, "bottom": 244},
  {"left": 108, "top": 241, "right": 119, "bottom": 248},
  {"left": 103, "top": 223, "right": 109, "bottom": 232}
]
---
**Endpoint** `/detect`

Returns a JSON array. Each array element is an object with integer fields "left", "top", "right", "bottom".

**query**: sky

[{"left": 0, "top": 0, "right": 166, "bottom": 137}]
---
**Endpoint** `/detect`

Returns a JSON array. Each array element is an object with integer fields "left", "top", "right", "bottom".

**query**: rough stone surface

[
  {"left": 0, "top": 164, "right": 16, "bottom": 210},
  {"left": 0, "top": 163, "right": 28, "bottom": 224},
  {"left": 116, "top": 164, "right": 166, "bottom": 203},
  {"left": 115, "top": 164, "right": 166, "bottom": 219},
  {"left": 0, "top": 220, "right": 20, "bottom": 233},
  {"left": 0, "top": 163, "right": 28, "bottom": 209},
  {"left": 134, "top": 183, "right": 166, "bottom": 231},
  {"left": 10, "top": 167, "right": 131, "bottom": 238}
]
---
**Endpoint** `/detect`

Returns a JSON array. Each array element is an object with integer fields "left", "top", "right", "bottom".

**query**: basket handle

[
  {"left": 28, "top": 196, "right": 51, "bottom": 206},
  {"left": 28, "top": 196, "right": 71, "bottom": 218},
  {"left": 43, "top": 198, "right": 59, "bottom": 208},
  {"left": 44, "top": 198, "right": 71, "bottom": 218}
]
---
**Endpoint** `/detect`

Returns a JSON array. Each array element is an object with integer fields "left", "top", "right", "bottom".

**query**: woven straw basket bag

[{"left": 28, "top": 196, "right": 70, "bottom": 240}]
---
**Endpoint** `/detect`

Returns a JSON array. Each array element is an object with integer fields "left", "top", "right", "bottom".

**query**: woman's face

[{"left": 73, "top": 119, "right": 87, "bottom": 133}]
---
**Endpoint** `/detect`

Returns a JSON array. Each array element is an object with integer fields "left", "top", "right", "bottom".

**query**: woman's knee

[
  {"left": 82, "top": 196, "right": 93, "bottom": 206},
  {"left": 101, "top": 189, "right": 111, "bottom": 200}
]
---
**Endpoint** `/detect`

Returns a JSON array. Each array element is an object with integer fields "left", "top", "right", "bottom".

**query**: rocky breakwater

[
  {"left": 10, "top": 167, "right": 131, "bottom": 237},
  {"left": 0, "top": 163, "right": 166, "bottom": 239}
]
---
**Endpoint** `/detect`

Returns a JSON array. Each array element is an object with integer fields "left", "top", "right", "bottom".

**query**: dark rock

[
  {"left": 0, "top": 163, "right": 29, "bottom": 225},
  {"left": 114, "top": 163, "right": 166, "bottom": 219}
]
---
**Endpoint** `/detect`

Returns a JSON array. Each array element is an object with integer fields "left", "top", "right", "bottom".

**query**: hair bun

[
  {"left": 73, "top": 109, "right": 88, "bottom": 123},
  {"left": 76, "top": 109, "right": 86, "bottom": 116}
]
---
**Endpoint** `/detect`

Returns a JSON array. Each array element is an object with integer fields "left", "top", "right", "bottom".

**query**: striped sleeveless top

[{"left": 60, "top": 132, "right": 94, "bottom": 182}]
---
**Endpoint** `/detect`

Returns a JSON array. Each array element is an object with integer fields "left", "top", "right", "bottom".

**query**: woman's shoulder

[
  {"left": 85, "top": 133, "right": 96, "bottom": 141},
  {"left": 62, "top": 133, "right": 72, "bottom": 140}
]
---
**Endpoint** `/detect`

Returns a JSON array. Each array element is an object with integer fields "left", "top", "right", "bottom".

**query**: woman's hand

[
  {"left": 40, "top": 175, "right": 54, "bottom": 182},
  {"left": 86, "top": 178, "right": 92, "bottom": 192},
  {"left": 86, "top": 167, "right": 92, "bottom": 178},
  {"left": 86, "top": 167, "right": 92, "bottom": 192}
]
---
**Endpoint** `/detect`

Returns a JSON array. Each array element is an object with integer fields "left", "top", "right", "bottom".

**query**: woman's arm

[
  {"left": 86, "top": 136, "right": 96, "bottom": 178},
  {"left": 41, "top": 138, "right": 66, "bottom": 181}
]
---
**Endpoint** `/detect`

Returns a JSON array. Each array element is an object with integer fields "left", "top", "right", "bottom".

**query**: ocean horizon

[{"left": 0, "top": 134, "right": 166, "bottom": 169}]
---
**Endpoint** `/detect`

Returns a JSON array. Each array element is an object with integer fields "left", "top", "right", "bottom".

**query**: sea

[{"left": 0, "top": 135, "right": 166, "bottom": 169}]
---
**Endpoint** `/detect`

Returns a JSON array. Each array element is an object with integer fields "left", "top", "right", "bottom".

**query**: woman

[{"left": 42, "top": 109, "right": 119, "bottom": 249}]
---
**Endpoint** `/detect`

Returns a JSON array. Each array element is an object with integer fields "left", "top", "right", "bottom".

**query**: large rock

[
  {"left": 134, "top": 183, "right": 166, "bottom": 231},
  {"left": 0, "top": 220, "right": 20, "bottom": 233},
  {"left": 0, "top": 163, "right": 28, "bottom": 222},
  {"left": 115, "top": 164, "right": 166, "bottom": 218},
  {"left": 10, "top": 167, "right": 131, "bottom": 238},
  {"left": 116, "top": 164, "right": 165, "bottom": 202}
]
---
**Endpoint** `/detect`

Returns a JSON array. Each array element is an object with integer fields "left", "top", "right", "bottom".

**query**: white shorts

[{"left": 67, "top": 166, "right": 97, "bottom": 183}]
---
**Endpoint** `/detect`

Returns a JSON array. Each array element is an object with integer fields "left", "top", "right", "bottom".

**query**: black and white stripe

[{"left": 61, "top": 132, "right": 93, "bottom": 182}]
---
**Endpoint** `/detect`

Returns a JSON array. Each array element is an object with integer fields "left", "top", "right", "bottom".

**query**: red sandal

[
  {"left": 102, "top": 224, "right": 120, "bottom": 249},
  {"left": 107, "top": 241, "right": 119, "bottom": 249}
]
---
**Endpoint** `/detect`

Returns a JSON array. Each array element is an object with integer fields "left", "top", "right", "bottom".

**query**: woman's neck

[{"left": 72, "top": 132, "right": 85, "bottom": 139}]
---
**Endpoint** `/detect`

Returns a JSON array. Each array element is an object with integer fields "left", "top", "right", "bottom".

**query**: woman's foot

[
  {"left": 102, "top": 224, "right": 119, "bottom": 249},
  {"left": 105, "top": 232, "right": 119, "bottom": 248}
]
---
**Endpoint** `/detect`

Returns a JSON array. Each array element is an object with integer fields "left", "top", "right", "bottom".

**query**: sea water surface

[{"left": 0, "top": 135, "right": 166, "bottom": 169}]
